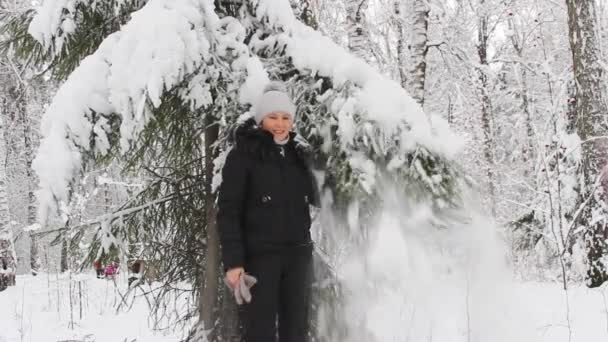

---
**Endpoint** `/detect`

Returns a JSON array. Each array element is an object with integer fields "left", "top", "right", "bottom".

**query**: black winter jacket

[{"left": 217, "top": 119, "right": 320, "bottom": 270}]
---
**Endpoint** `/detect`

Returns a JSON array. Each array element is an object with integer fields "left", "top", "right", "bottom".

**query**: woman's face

[{"left": 261, "top": 112, "right": 292, "bottom": 141}]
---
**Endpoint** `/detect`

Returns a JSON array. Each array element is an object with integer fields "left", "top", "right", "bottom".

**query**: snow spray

[{"left": 312, "top": 183, "right": 535, "bottom": 342}]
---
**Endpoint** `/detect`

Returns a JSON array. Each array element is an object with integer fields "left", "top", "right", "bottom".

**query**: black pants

[{"left": 240, "top": 244, "right": 313, "bottom": 342}]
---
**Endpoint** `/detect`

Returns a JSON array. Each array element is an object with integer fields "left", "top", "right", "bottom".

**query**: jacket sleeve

[
  {"left": 217, "top": 148, "right": 249, "bottom": 271},
  {"left": 307, "top": 167, "right": 321, "bottom": 208}
]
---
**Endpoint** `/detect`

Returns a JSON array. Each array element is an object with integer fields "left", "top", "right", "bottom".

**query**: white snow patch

[
  {"left": 28, "top": 0, "right": 85, "bottom": 51},
  {"left": 0, "top": 273, "right": 194, "bottom": 342},
  {"left": 333, "top": 187, "right": 538, "bottom": 342},
  {"left": 239, "top": 57, "right": 270, "bottom": 106}
]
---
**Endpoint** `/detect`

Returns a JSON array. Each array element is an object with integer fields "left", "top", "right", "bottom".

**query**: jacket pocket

[{"left": 245, "top": 192, "right": 278, "bottom": 234}]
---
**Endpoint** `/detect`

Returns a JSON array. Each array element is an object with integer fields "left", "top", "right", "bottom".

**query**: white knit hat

[{"left": 254, "top": 82, "right": 296, "bottom": 124}]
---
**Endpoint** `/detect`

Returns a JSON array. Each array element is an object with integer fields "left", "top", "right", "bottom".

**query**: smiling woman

[
  {"left": 217, "top": 81, "right": 320, "bottom": 342},
  {"left": 260, "top": 112, "right": 292, "bottom": 143}
]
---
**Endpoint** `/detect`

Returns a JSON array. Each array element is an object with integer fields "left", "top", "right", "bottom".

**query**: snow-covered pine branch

[
  {"left": 28, "top": 0, "right": 145, "bottom": 55},
  {"left": 249, "top": 0, "right": 464, "bottom": 207},
  {"left": 31, "top": 0, "right": 232, "bottom": 226},
  {"left": 32, "top": 0, "right": 465, "bottom": 229}
]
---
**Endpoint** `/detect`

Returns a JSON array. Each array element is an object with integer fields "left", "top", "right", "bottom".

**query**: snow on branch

[
  {"left": 28, "top": 0, "right": 87, "bottom": 51},
  {"left": 255, "top": 0, "right": 463, "bottom": 160},
  {"left": 108, "top": 0, "right": 211, "bottom": 150},
  {"left": 32, "top": 35, "right": 117, "bottom": 227},
  {"left": 28, "top": 0, "right": 132, "bottom": 52},
  {"left": 33, "top": 0, "right": 215, "bottom": 226}
]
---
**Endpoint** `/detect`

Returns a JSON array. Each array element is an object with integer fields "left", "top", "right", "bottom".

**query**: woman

[{"left": 217, "top": 81, "right": 319, "bottom": 342}]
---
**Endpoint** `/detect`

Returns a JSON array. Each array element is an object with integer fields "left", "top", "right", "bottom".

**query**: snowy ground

[
  {"left": 0, "top": 273, "right": 193, "bottom": 342},
  {"left": 515, "top": 281, "right": 608, "bottom": 342},
  {"left": 330, "top": 204, "right": 608, "bottom": 342},
  {"left": 1, "top": 273, "right": 607, "bottom": 341}
]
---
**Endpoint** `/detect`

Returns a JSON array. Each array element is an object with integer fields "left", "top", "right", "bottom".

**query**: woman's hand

[{"left": 226, "top": 267, "right": 244, "bottom": 289}]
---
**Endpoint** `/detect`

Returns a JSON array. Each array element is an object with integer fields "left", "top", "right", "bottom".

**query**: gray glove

[{"left": 225, "top": 272, "right": 257, "bottom": 305}]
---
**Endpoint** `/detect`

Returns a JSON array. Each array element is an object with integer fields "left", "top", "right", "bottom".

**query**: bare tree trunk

[
  {"left": 28, "top": 232, "right": 39, "bottom": 276},
  {"left": 346, "top": 0, "right": 371, "bottom": 61},
  {"left": 598, "top": 0, "right": 608, "bottom": 53},
  {"left": 18, "top": 92, "right": 41, "bottom": 276},
  {"left": 407, "top": 0, "right": 430, "bottom": 105},
  {"left": 60, "top": 238, "right": 69, "bottom": 272},
  {"left": 394, "top": 1, "right": 407, "bottom": 88},
  {"left": 0, "top": 76, "right": 17, "bottom": 289},
  {"left": 508, "top": 18, "right": 535, "bottom": 173},
  {"left": 0, "top": 141, "right": 16, "bottom": 290},
  {"left": 477, "top": 0, "right": 497, "bottom": 216},
  {"left": 566, "top": 80, "right": 577, "bottom": 134},
  {"left": 199, "top": 116, "right": 221, "bottom": 338},
  {"left": 566, "top": 0, "right": 608, "bottom": 288}
]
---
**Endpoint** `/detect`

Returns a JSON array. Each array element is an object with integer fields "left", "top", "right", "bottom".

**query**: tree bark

[
  {"left": 507, "top": 18, "right": 535, "bottom": 171},
  {"left": 346, "top": 0, "right": 371, "bottom": 61},
  {"left": 566, "top": 0, "right": 608, "bottom": 288},
  {"left": 394, "top": 1, "right": 407, "bottom": 89},
  {"left": 0, "top": 159, "right": 16, "bottom": 290},
  {"left": 199, "top": 116, "right": 221, "bottom": 338},
  {"left": 599, "top": 0, "right": 608, "bottom": 53},
  {"left": 0, "top": 77, "right": 17, "bottom": 289},
  {"left": 477, "top": 0, "right": 497, "bottom": 216},
  {"left": 60, "top": 238, "right": 69, "bottom": 272},
  {"left": 407, "top": 0, "right": 430, "bottom": 105},
  {"left": 19, "top": 91, "right": 41, "bottom": 276}
]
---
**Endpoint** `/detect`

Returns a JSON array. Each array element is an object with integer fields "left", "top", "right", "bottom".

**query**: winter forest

[{"left": 1, "top": 0, "right": 608, "bottom": 341}]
